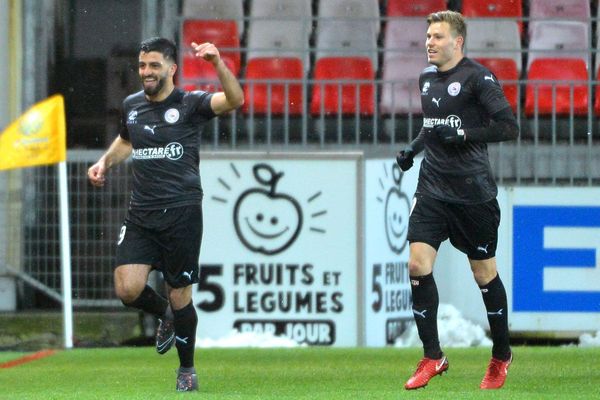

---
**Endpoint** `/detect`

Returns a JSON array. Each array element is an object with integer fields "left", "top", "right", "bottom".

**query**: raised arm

[
  {"left": 87, "top": 136, "right": 132, "bottom": 187},
  {"left": 190, "top": 41, "right": 244, "bottom": 115}
]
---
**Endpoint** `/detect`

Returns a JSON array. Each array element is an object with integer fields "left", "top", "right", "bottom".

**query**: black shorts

[
  {"left": 407, "top": 194, "right": 500, "bottom": 260},
  {"left": 115, "top": 204, "right": 203, "bottom": 288}
]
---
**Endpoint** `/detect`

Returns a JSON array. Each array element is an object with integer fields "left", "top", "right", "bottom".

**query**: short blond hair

[{"left": 427, "top": 10, "right": 467, "bottom": 50}]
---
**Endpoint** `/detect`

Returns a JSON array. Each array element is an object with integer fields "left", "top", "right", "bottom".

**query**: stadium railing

[{"left": 2, "top": 10, "right": 600, "bottom": 318}]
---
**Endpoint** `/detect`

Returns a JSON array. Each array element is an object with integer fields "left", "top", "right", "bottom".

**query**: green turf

[
  {"left": 0, "top": 351, "right": 25, "bottom": 363},
  {"left": 0, "top": 346, "right": 598, "bottom": 399}
]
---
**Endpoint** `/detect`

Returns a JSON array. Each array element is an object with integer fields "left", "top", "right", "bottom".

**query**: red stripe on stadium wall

[{"left": 0, "top": 349, "right": 57, "bottom": 369}]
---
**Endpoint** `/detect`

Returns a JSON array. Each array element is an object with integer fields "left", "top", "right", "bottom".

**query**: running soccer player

[
  {"left": 87, "top": 37, "right": 243, "bottom": 392},
  {"left": 396, "top": 11, "right": 518, "bottom": 390}
]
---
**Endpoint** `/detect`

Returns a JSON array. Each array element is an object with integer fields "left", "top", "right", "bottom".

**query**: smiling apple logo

[
  {"left": 233, "top": 164, "right": 303, "bottom": 255},
  {"left": 383, "top": 164, "right": 410, "bottom": 254}
]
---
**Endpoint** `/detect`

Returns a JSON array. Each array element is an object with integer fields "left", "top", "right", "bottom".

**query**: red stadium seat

[
  {"left": 181, "top": 20, "right": 241, "bottom": 77},
  {"left": 181, "top": 55, "right": 237, "bottom": 92},
  {"left": 462, "top": 0, "right": 523, "bottom": 34},
  {"left": 243, "top": 57, "right": 304, "bottom": 115},
  {"left": 595, "top": 85, "right": 600, "bottom": 115},
  {"left": 475, "top": 58, "right": 519, "bottom": 112},
  {"left": 310, "top": 57, "right": 375, "bottom": 115},
  {"left": 525, "top": 58, "right": 588, "bottom": 116},
  {"left": 387, "top": 0, "right": 447, "bottom": 16}
]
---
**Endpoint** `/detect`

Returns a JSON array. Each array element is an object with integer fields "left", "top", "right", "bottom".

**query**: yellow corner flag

[{"left": 0, "top": 94, "right": 66, "bottom": 171}]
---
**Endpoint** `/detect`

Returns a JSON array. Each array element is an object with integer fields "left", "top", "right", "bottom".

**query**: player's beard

[{"left": 142, "top": 73, "right": 167, "bottom": 97}]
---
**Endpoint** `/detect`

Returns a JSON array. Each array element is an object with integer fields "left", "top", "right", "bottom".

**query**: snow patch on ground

[
  {"left": 196, "top": 304, "right": 492, "bottom": 348},
  {"left": 579, "top": 331, "right": 600, "bottom": 347},
  {"left": 394, "top": 304, "right": 492, "bottom": 348}
]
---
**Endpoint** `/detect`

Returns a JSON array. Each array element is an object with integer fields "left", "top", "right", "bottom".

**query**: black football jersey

[
  {"left": 119, "top": 88, "right": 215, "bottom": 209},
  {"left": 416, "top": 57, "right": 511, "bottom": 204}
]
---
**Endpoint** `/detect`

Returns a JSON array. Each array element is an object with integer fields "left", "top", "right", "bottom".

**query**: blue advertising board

[{"left": 513, "top": 206, "right": 600, "bottom": 312}]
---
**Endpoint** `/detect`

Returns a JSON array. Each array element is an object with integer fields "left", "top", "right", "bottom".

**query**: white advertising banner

[
  {"left": 364, "top": 158, "right": 421, "bottom": 346},
  {"left": 194, "top": 153, "right": 362, "bottom": 346}
]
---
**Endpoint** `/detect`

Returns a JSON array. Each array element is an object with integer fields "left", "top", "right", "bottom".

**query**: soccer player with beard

[
  {"left": 87, "top": 37, "right": 243, "bottom": 391},
  {"left": 396, "top": 11, "right": 518, "bottom": 390}
]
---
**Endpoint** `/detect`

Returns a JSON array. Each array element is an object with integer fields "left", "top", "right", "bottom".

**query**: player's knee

[
  {"left": 115, "top": 281, "right": 144, "bottom": 304},
  {"left": 472, "top": 268, "right": 496, "bottom": 286},
  {"left": 408, "top": 259, "right": 427, "bottom": 276}
]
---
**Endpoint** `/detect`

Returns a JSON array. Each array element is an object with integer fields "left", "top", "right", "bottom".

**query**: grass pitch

[{"left": 0, "top": 346, "right": 598, "bottom": 399}]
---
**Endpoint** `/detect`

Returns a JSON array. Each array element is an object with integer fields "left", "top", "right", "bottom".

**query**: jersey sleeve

[
  {"left": 118, "top": 103, "right": 130, "bottom": 141},
  {"left": 190, "top": 90, "right": 216, "bottom": 119},
  {"left": 475, "top": 68, "right": 512, "bottom": 116}
]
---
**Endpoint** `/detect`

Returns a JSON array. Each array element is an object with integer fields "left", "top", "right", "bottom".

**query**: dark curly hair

[{"left": 139, "top": 37, "right": 177, "bottom": 63}]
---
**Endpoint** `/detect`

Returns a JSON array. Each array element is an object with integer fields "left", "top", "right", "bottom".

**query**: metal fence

[
  {"left": 2, "top": 11, "right": 600, "bottom": 310},
  {"left": 1, "top": 132, "right": 598, "bottom": 310},
  {"left": 1, "top": 154, "right": 131, "bottom": 307}
]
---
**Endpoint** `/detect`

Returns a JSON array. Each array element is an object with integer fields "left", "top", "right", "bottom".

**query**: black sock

[
  {"left": 480, "top": 274, "right": 511, "bottom": 360},
  {"left": 173, "top": 302, "right": 198, "bottom": 368},
  {"left": 123, "top": 285, "right": 168, "bottom": 318},
  {"left": 410, "top": 273, "right": 442, "bottom": 359}
]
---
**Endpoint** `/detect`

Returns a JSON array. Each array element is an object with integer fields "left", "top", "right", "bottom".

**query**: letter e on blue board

[{"left": 513, "top": 206, "right": 600, "bottom": 312}]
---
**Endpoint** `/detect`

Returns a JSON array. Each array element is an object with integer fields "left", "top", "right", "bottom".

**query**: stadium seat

[
  {"left": 384, "top": 18, "right": 428, "bottom": 55},
  {"left": 182, "top": 0, "right": 245, "bottom": 37},
  {"left": 181, "top": 56, "right": 221, "bottom": 92},
  {"left": 528, "top": 0, "right": 590, "bottom": 37},
  {"left": 181, "top": 19, "right": 241, "bottom": 78},
  {"left": 243, "top": 57, "right": 304, "bottom": 115},
  {"left": 310, "top": 57, "right": 375, "bottom": 115},
  {"left": 461, "top": 0, "right": 523, "bottom": 34},
  {"left": 525, "top": 58, "right": 588, "bottom": 116},
  {"left": 318, "top": 0, "right": 381, "bottom": 35},
  {"left": 380, "top": 54, "right": 426, "bottom": 115},
  {"left": 466, "top": 19, "right": 522, "bottom": 72},
  {"left": 596, "top": 15, "right": 600, "bottom": 115},
  {"left": 526, "top": 21, "right": 589, "bottom": 69},
  {"left": 595, "top": 85, "right": 600, "bottom": 116},
  {"left": 315, "top": 20, "right": 379, "bottom": 70},
  {"left": 474, "top": 58, "right": 519, "bottom": 112},
  {"left": 380, "top": 18, "right": 429, "bottom": 115},
  {"left": 251, "top": 0, "right": 311, "bottom": 17},
  {"left": 387, "top": 0, "right": 447, "bottom": 16},
  {"left": 246, "top": 0, "right": 312, "bottom": 70}
]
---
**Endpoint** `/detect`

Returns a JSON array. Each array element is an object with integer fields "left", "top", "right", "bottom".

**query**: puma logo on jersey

[
  {"left": 144, "top": 125, "right": 157, "bottom": 134},
  {"left": 182, "top": 270, "right": 194, "bottom": 281},
  {"left": 487, "top": 308, "right": 503, "bottom": 316},
  {"left": 484, "top": 75, "right": 495, "bottom": 82},
  {"left": 412, "top": 309, "right": 428, "bottom": 319},
  {"left": 432, "top": 97, "right": 441, "bottom": 107}
]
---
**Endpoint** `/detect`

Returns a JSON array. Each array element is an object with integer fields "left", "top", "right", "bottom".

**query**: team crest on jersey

[
  {"left": 447, "top": 82, "right": 461, "bottom": 96},
  {"left": 421, "top": 81, "right": 430, "bottom": 95},
  {"left": 127, "top": 110, "right": 138, "bottom": 123},
  {"left": 164, "top": 108, "right": 180, "bottom": 124}
]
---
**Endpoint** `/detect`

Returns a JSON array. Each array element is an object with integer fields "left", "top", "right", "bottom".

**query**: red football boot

[
  {"left": 480, "top": 353, "right": 512, "bottom": 389},
  {"left": 404, "top": 355, "right": 449, "bottom": 390}
]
